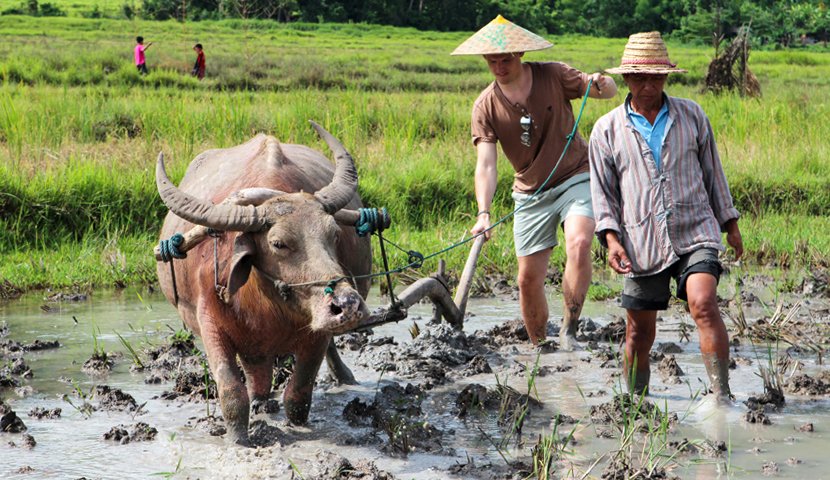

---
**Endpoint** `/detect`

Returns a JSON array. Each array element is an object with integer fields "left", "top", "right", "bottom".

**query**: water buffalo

[{"left": 155, "top": 122, "right": 372, "bottom": 445}]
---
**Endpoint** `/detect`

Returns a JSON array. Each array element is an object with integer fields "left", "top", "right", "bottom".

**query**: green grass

[{"left": 0, "top": 16, "right": 828, "bottom": 291}]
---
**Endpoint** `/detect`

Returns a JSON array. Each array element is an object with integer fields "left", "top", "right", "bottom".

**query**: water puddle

[{"left": 1, "top": 269, "right": 828, "bottom": 479}]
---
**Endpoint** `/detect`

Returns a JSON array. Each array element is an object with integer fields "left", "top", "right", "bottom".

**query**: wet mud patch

[
  {"left": 159, "top": 371, "right": 218, "bottom": 402},
  {"left": 342, "top": 382, "right": 448, "bottom": 455},
  {"left": 356, "top": 322, "right": 477, "bottom": 383},
  {"left": 95, "top": 385, "right": 139, "bottom": 412},
  {"left": 102, "top": 422, "right": 157, "bottom": 444},
  {"left": 589, "top": 394, "right": 678, "bottom": 428},
  {"left": 82, "top": 353, "right": 115, "bottom": 375},
  {"left": 579, "top": 315, "right": 626, "bottom": 343},
  {"left": 133, "top": 331, "right": 204, "bottom": 378},
  {"left": 784, "top": 373, "right": 829, "bottom": 395},
  {"left": 1, "top": 398, "right": 27, "bottom": 433},
  {"left": 185, "top": 415, "right": 227, "bottom": 437},
  {"left": 28, "top": 407, "right": 61, "bottom": 419},
  {"left": 309, "top": 449, "right": 395, "bottom": 479}
]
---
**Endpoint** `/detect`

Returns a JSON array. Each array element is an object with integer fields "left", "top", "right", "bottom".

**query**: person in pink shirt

[{"left": 135, "top": 36, "right": 153, "bottom": 75}]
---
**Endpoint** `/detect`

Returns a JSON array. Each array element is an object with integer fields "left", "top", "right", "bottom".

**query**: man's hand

[
  {"left": 605, "top": 231, "right": 632, "bottom": 274},
  {"left": 724, "top": 219, "right": 743, "bottom": 260},
  {"left": 586, "top": 73, "right": 617, "bottom": 99},
  {"left": 471, "top": 213, "right": 492, "bottom": 242}
]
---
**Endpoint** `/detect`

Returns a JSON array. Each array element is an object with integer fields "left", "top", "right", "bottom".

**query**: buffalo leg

[
  {"left": 198, "top": 308, "right": 251, "bottom": 445},
  {"left": 284, "top": 336, "right": 328, "bottom": 425},
  {"left": 325, "top": 338, "right": 357, "bottom": 385},
  {"left": 240, "top": 355, "right": 276, "bottom": 415}
]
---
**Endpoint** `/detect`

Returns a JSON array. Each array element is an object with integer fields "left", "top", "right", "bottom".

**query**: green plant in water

[
  {"left": 114, "top": 329, "right": 145, "bottom": 369},
  {"left": 150, "top": 456, "right": 185, "bottom": 478},
  {"left": 408, "top": 321, "right": 421, "bottom": 340}
]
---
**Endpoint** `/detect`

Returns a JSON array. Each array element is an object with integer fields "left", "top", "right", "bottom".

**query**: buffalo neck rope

[{"left": 157, "top": 78, "right": 594, "bottom": 304}]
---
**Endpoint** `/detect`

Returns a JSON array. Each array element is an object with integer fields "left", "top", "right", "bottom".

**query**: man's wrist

[{"left": 476, "top": 211, "right": 490, "bottom": 217}]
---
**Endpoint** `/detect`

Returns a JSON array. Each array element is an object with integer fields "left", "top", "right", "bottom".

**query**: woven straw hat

[
  {"left": 605, "top": 32, "right": 687, "bottom": 74},
  {"left": 451, "top": 15, "right": 553, "bottom": 56}
]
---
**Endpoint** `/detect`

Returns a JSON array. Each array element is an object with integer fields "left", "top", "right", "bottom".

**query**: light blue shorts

[{"left": 511, "top": 173, "right": 594, "bottom": 258}]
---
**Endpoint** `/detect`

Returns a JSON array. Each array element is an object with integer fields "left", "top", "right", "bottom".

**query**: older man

[
  {"left": 452, "top": 16, "right": 617, "bottom": 349},
  {"left": 589, "top": 32, "right": 742, "bottom": 403}
]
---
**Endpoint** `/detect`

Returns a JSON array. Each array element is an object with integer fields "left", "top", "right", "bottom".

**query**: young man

[
  {"left": 135, "top": 36, "right": 153, "bottom": 75},
  {"left": 589, "top": 32, "right": 743, "bottom": 403},
  {"left": 452, "top": 15, "right": 617, "bottom": 350},
  {"left": 191, "top": 43, "right": 206, "bottom": 80}
]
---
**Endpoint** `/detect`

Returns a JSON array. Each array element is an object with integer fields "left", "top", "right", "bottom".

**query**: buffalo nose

[{"left": 329, "top": 292, "right": 360, "bottom": 316}]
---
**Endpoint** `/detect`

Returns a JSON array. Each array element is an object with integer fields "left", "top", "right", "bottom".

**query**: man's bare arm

[{"left": 471, "top": 141, "right": 498, "bottom": 241}]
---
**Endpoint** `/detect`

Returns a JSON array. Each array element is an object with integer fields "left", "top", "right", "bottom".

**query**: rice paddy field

[{"left": 0, "top": 15, "right": 829, "bottom": 291}]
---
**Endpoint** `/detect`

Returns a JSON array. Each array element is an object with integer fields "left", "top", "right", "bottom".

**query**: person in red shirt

[
  {"left": 135, "top": 36, "right": 152, "bottom": 75},
  {"left": 191, "top": 43, "right": 205, "bottom": 80}
]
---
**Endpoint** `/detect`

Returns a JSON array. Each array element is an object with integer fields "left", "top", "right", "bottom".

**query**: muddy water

[{"left": 1, "top": 271, "right": 828, "bottom": 479}]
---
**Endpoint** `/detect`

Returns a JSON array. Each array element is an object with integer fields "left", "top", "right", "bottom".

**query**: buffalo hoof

[{"left": 284, "top": 397, "right": 311, "bottom": 425}]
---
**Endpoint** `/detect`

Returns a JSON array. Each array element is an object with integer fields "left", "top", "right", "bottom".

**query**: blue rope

[
  {"left": 158, "top": 233, "right": 187, "bottom": 263},
  {"left": 355, "top": 207, "right": 391, "bottom": 237}
]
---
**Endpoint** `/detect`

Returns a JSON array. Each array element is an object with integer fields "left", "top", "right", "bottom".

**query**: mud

[
  {"left": 102, "top": 422, "right": 158, "bottom": 444},
  {"left": 1, "top": 399, "right": 27, "bottom": 433},
  {"left": 27, "top": 407, "right": 61, "bottom": 420},
  {"left": 81, "top": 354, "right": 114, "bottom": 375},
  {"left": 95, "top": 385, "right": 139, "bottom": 412},
  {"left": 309, "top": 450, "right": 396, "bottom": 479},
  {"left": 589, "top": 394, "right": 678, "bottom": 427},
  {"left": 1, "top": 274, "right": 829, "bottom": 479},
  {"left": 785, "top": 373, "right": 829, "bottom": 395},
  {"left": 159, "top": 371, "right": 218, "bottom": 402},
  {"left": 342, "top": 382, "right": 448, "bottom": 455}
]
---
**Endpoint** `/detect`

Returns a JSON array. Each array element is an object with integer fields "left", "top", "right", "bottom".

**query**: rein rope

[{"left": 157, "top": 80, "right": 593, "bottom": 302}]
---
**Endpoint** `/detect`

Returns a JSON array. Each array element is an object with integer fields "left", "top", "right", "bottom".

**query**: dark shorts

[
  {"left": 621, "top": 248, "right": 723, "bottom": 311},
  {"left": 137, "top": 63, "right": 148, "bottom": 75}
]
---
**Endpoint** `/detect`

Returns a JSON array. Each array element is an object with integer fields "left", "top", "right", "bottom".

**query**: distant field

[
  {"left": 0, "top": 16, "right": 829, "bottom": 290},
  {"left": 0, "top": 0, "right": 121, "bottom": 17}
]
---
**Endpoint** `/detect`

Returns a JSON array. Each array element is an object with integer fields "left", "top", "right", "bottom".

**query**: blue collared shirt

[{"left": 626, "top": 100, "right": 669, "bottom": 171}]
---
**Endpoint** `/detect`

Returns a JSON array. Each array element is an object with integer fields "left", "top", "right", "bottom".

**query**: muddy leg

[
  {"left": 517, "top": 248, "right": 552, "bottom": 345},
  {"left": 325, "top": 338, "right": 357, "bottom": 385},
  {"left": 624, "top": 309, "right": 657, "bottom": 395},
  {"left": 198, "top": 313, "right": 250, "bottom": 445},
  {"left": 686, "top": 273, "right": 731, "bottom": 403},
  {"left": 560, "top": 215, "right": 595, "bottom": 351},
  {"left": 283, "top": 336, "right": 329, "bottom": 425},
  {"left": 240, "top": 355, "right": 276, "bottom": 415}
]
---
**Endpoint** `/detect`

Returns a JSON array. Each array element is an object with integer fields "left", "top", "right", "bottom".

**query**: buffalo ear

[{"left": 222, "top": 233, "right": 257, "bottom": 303}]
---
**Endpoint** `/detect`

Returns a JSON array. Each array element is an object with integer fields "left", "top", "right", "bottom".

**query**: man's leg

[
  {"left": 624, "top": 309, "right": 658, "bottom": 394},
  {"left": 517, "top": 248, "right": 553, "bottom": 345},
  {"left": 560, "top": 215, "right": 595, "bottom": 350},
  {"left": 685, "top": 272, "right": 731, "bottom": 403}
]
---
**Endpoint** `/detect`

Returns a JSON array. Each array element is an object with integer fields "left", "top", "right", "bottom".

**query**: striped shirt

[{"left": 588, "top": 94, "right": 740, "bottom": 277}]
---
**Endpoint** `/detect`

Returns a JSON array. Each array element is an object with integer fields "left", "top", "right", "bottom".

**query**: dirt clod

[
  {"left": 761, "top": 461, "right": 779, "bottom": 475},
  {"left": 28, "top": 407, "right": 61, "bottom": 419},
  {"left": 785, "top": 373, "right": 828, "bottom": 396},
  {"left": 741, "top": 409, "right": 772, "bottom": 425},
  {"left": 102, "top": 422, "right": 157, "bottom": 444},
  {"left": 310, "top": 449, "right": 395, "bottom": 479}
]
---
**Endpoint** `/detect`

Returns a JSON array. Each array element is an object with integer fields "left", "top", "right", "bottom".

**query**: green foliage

[{"left": 0, "top": 18, "right": 827, "bottom": 290}]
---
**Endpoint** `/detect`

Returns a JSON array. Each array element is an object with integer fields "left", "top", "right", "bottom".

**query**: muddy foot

[{"left": 558, "top": 334, "right": 583, "bottom": 352}]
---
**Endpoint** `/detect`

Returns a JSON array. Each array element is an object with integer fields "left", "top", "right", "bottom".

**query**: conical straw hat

[
  {"left": 451, "top": 15, "right": 553, "bottom": 56},
  {"left": 605, "top": 32, "right": 687, "bottom": 74}
]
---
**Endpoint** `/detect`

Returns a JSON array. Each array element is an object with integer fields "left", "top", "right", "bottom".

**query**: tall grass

[{"left": 0, "top": 17, "right": 828, "bottom": 289}]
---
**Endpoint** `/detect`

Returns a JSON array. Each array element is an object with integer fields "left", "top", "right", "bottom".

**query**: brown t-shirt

[{"left": 471, "top": 62, "right": 590, "bottom": 194}]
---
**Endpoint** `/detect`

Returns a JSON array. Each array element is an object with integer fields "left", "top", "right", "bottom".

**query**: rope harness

[
  {"left": 156, "top": 79, "right": 593, "bottom": 305},
  {"left": 158, "top": 233, "right": 187, "bottom": 306}
]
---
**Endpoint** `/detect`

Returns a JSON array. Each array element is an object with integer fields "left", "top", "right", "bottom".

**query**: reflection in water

[{"left": 0, "top": 277, "right": 827, "bottom": 479}]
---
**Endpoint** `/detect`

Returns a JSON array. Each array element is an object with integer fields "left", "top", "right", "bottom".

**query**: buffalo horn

[
  {"left": 309, "top": 121, "right": 359, "bottom": 215},
  {"left": 155, "top": 152, "right": 270, "bottom": 232}
]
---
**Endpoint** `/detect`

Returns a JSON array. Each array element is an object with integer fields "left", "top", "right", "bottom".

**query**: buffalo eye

[{"left": 272, "top": 240, "right": 288, "bottom": 250}]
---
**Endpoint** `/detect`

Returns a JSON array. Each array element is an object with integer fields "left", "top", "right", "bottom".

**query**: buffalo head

[{"left": 155, "top": 121, "right": 369, "bottom": 333}]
